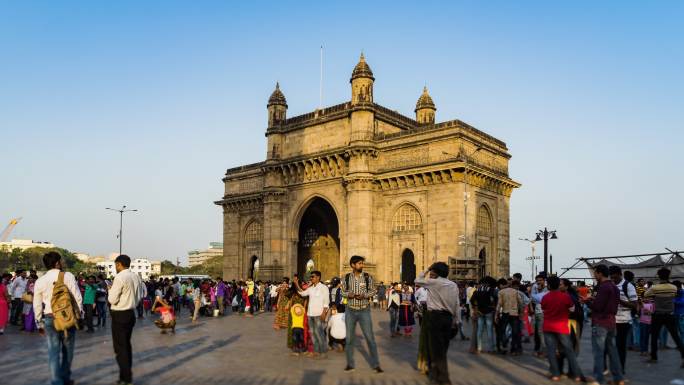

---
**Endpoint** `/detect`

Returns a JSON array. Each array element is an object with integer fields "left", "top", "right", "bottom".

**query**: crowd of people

[
  {"left": 459, "top": 265, "right": 684, "bottom": 385},
  {"left": 2, "top": 252, "right": 684, "bottom": 385}
]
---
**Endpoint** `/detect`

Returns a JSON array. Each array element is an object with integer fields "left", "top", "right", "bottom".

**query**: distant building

[
  {"left": 74, "top": 253, "right": 106, "bottom": 264},
  {"left": 0, "top": 239, "right": 55, "bottom": 251},
  {"left": 188, "top": 242, "right": 223, "bottom": 267},
  {"left": 97, "top": 258, "right": 160, "bottom": 280}
]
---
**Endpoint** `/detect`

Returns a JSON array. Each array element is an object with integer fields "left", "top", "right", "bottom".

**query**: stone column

[
  {"left": 261, "top": 189, "right": 286, "bottom": 281},
  {"left": 222, "top": 206, "right": 240, "bottom": 280}
]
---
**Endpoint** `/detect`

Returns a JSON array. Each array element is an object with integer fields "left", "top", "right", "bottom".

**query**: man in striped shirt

[{"left": 341, "top": 255, "right": 383, "bottom": 374}]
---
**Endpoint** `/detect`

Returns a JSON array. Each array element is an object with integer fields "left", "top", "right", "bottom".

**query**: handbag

[{"left": 22, "top": 293, "right": 33, "bottom": 304}]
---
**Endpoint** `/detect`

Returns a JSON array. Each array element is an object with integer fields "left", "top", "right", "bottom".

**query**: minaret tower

[
  {"left": 350, "top": 53, "right": 374, "bottom": 105},
  {"left": 346, "top": 53, "right": 377, "bottom": 262},
  {"left": 267, "top": 82, "right": 287, "bottom": 127},
  {"left": 415, "top": 86, "right": 436, "bottom": 124}
]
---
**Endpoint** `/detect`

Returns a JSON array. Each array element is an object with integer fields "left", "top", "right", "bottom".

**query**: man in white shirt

[
  {"left": 108, "top": 255, "right": 144, "bottom": 385},
  {"left": 414, "top": 262, "right": 461, "bottom": 385},
  {"left": 9, "top": 269, "right": 28, "bottom": 325},
  {"left": 295, "top": 271, "right": 330, "bottom": 357},
  {"left": 609, "top": 265, "right": 638, "bottom": 374},
  {"left": 33, "top": 251, "right": 83, "bottom": 385}
]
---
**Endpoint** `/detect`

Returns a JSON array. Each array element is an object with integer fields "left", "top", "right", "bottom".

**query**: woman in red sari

[{"left": 0, "top": 273, "right": 10, "bottom": 335}]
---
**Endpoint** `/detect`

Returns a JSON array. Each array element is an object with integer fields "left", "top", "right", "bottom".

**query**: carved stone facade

[{"left": 215, "top": 54, "right": 520, "bottom": 283}]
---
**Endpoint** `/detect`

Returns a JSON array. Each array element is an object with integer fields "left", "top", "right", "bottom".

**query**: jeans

[
  {"left": 84, "top": 304, "right": 95, "bottom": 331},
  {"left": 631, "top": 315, "right": 640, "bottom": 348},
  {"left": 345, "top": 307, "right": 379, "bottom": 368},
  {"left": 615, "top": 323, "right": 631, "bottom": 373},
  {"left": 95, "top": 302, "right": 107, "bottom": 327},
  {"left": 136, "top": 301, "right": 144, "bottom": 318},
  {"left": 477, "top": 312, "right": 494, "bottom": 352},
  {"left": 388, "top": 307, "right": 399, "bottom": 334},
  {"left": 496, "top": 315, "right": 509, "bottom": 351},
  {"left": 470, "top": 316, "right": 479, "bottom": 351},
  {"left": 309, "top": 316, "right": 327, "bottom": 353},
  {"left": 534, "top": 313, "right": 546, "bottom": 352},
  {"left": 502, "top": 313, "right": 522, "bottom": 353},
  {"left": 292, "top": 327, "right": 305, "bottom": 352},
  {"left": 650, "top": 313, "right": 684, "bottom": 360},
  {"left": 427, "top": 311, "right": 453, "bottom": 385},
  {"left": 544, "top": 332, "right": 583, "bottom": 378},
  {"left": 111, "top": 309, "right": 136, "bottom": 383},
  {"left": 11, "top": 298, "right": 22, "bottom": 325},
  {"left": 591, "top": 325, "right": 623, "bottom": 383},
  {"left": 639, "top": 323, "right": 651, "bottom": 353},
  {"left": 44, "top": 317, "right": 76, "bottom": 385}
]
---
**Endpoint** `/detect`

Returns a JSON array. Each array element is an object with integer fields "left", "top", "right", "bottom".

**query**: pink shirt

[{"left": 640, "top": 302, "right": 654, "bottom": 324}]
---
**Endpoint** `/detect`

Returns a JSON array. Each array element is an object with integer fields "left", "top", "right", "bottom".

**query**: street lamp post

[
  {"left": 105, "top": 205, "right": 138, "bottom": 256},
  {"left": 534, "top": 227, "right": 558, "bottom": 275},
  {"left": 443, "top": 147, "right": 482, "bottom": 272},
  {"left": 519, "top": 237, "right": 541, "bottom": 281}
]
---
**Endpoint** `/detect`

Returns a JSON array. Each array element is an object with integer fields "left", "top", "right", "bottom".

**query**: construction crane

[{"left": 0, "top": 217, "right": 22, "bottom": 242}]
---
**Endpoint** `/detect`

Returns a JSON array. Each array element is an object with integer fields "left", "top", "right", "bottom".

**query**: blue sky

[{"left": 1, "top": 1, "right": 682, "bottom": 274}]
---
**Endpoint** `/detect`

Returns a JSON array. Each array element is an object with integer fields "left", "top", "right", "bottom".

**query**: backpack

[
  {"left": 473, "top": 288, "right": 495, "bottom": 314},
  {"left": 51, "top": 272, "right": 80, "bottom": 333},
  {"left": 621, "top": 281, "right": 638, "bottom": 317}
]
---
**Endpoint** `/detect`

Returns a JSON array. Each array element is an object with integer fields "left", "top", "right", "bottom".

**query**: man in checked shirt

[{"left": 341, "top": 255, "right": 383, "bottom": 374}]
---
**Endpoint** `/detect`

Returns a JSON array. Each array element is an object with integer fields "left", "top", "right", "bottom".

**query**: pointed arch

[
  {"left": 392, "top": 203, "right": 423, "bottom": 232},
  {"left": 477, "top": 204, "right": 493, "bottom": 237},
  {"left": 244, "top": 219, "right": 263, "bottom": 243}
]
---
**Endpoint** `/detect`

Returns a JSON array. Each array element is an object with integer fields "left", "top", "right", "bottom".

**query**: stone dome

[
  {"left": 350, "top": 53, "right": 375, "bottom": 82},
  {"left": 267, "top": 82, "right": 287, "bottom": 107},
  {"left": 415, "top": 86, "right": 436, "bottom": 111}
]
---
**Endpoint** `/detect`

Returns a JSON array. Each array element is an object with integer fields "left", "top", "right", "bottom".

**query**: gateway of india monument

[{"left": 215, "top": 54, "right": 520, "bottom": 283}]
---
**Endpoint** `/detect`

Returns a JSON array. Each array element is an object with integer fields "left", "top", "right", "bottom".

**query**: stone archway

[
  {"left": 297, "top": 198, "right": 340, "bottom": 281},
  {"left": 401, "top": 248, "right": 416, "bottom": 284},
  {"left": 478, "top": 247, "right": 487, "bottom": 278},
  {"left": 249, "top": 255, "right": 259, "bottom": 279}
]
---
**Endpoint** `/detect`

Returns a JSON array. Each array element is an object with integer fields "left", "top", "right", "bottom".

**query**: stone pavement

[{"left": 0, "top": 309, "right": 681, "bottom": 385}]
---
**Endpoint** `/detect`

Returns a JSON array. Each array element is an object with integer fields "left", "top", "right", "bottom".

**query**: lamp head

[
  {"left": 534, "top": 234, "right": 543, "bottom": 242},
  {"left": 550, "top": 232, "right": 558, "bottom": 240}
]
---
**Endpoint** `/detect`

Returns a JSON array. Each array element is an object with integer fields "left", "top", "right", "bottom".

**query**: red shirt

[{"left": 541, "top": 291, "right": 574, "bottom": 334}]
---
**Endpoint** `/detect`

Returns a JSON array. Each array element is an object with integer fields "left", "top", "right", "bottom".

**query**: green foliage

[
  {"left": 0, "top": 246, "right": 98, "bottom": 275},
  {"left": 158, "top": 256, "right": 222, "bottom": 278}
]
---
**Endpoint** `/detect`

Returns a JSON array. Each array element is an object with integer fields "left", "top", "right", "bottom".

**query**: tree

[{"left": 0, "top": 246, "right": 97, "bottom": 275}]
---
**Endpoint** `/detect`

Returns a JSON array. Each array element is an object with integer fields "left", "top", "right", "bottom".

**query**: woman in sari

[
  {"left": 399, "top": 284, "right": 416, "bottom": 336},
  {"left": 22, "top": 277, "right": 36, "bottom": 333},
  {"left": 0, "top": 273, "right": 11, "bottom": 335},
  {"left": 273, "top": 278, "right": 292, "bottom": 330}
]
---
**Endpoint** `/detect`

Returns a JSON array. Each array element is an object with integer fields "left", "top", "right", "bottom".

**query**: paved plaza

[{"left": 0, "top": 309, "right": 681, "bottom": 385}]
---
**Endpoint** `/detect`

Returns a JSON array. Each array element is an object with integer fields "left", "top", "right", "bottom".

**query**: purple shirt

[
  {"left": 590, "top": 280, "right": 619, "bottom": 330},
  {"left": 216, "top": 281, "right": 226, "bottom": 297}
]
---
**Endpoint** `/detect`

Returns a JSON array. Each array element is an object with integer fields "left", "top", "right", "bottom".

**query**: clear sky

[{"left": 1, "top": 1, "right": 682, "bottom": 273}]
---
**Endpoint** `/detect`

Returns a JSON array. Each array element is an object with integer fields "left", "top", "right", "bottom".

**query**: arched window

[
  {"left": 393, "top": 204, "right": 422, "bottom": 232},
  {"left": 245, "top": 221, "right": 263, "bottom": 242},
  {"left": 477, "top": 205, "right": 492, "bottom": 237}
]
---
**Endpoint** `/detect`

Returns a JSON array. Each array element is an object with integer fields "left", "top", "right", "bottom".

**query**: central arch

[
  {"left": 401, "top": 248, "right": 416, "bottom": 284},
  {"left": 297, "top": 197, "right": 340, "bottom": 280}
]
